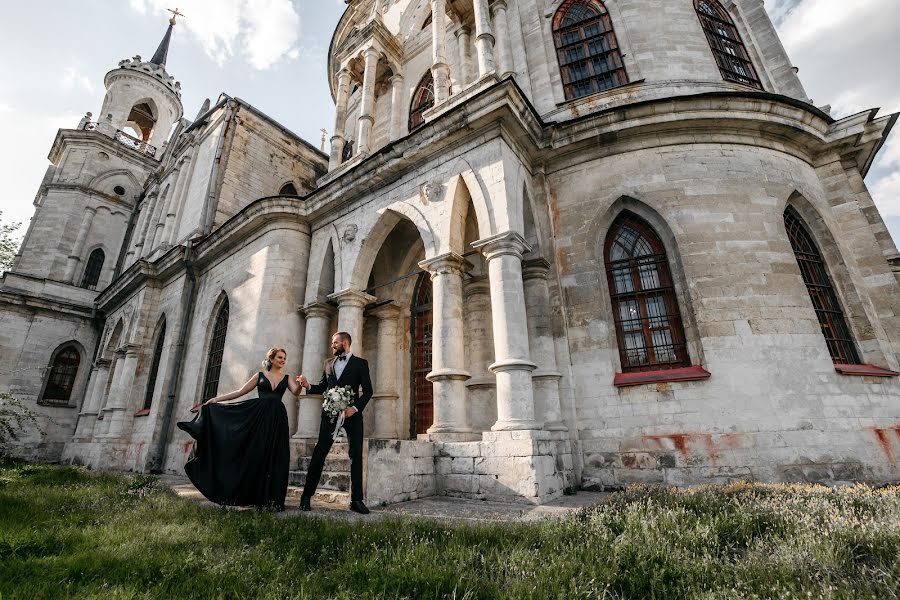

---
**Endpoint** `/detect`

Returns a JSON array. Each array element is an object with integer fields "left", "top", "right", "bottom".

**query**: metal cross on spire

[{"left": 167, "top": 7, "right": 185, "bottom": 25}]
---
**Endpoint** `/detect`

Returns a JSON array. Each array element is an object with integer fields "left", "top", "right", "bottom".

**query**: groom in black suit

[{"left": 297, "top": 331, "right": 373, "bottom": 514}]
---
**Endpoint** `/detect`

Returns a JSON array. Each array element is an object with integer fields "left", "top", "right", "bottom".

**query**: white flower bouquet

[{"left": 322, "top": 385, "right": 355, "bottom": 440}]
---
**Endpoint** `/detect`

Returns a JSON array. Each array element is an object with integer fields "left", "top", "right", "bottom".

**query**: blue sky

[{"left": 1, "top": 0, "right": 898, "bottom": 246}]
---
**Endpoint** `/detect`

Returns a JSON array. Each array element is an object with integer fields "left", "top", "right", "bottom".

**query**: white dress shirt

[{"left": 334, "top": 351, "right": 352, "bottom": 380}]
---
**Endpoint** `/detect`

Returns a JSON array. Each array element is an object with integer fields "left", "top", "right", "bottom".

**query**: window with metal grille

[
  {"left": 408, "top": 71, "right": 435, "bottom": 131},
  {"left": 80, "top": 248, "right": 105, "bottom": 290},
  {"left": 553, "top": 0, "right": 628, "bottom": 101},
  {"left": 143, "top": 321, "right": 166, "bottom": 410},
  {"left": 695, "top": 0, "right": 762, "bottom": 89},
  {"left": 202, "top": 298, "right": 229, "bottom": 401},
  {"left": 41, "top": 346, "right": 81, "bottom": 406},
  {"left": 604, "top": 213, "right": 690, "bottom": 372},
  {"left": 784, "top": 208, "right": 860, "bottom": 365},
  {"left": 411, "top": 272, "right": 434, "bottom": 435}
]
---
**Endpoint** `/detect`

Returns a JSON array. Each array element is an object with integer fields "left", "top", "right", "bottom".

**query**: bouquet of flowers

[{"left": 322, "top": 385, "right": 355, "bottom": 440}]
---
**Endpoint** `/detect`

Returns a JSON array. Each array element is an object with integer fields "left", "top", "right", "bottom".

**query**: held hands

[
  {"left": 296, "top": 374, "right": 309, "bottom": 389},
  {"left": 343, "top": 406, "right": 358, "bottom": 418}
]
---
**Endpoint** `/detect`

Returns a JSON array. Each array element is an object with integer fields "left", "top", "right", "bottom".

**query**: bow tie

[{"left": 336, "top": 356, "right": 347, "bottom": 362}]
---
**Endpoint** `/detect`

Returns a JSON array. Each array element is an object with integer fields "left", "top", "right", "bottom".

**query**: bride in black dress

[{"left": 177, "top": 348, "right": 303, "bottom": 510}]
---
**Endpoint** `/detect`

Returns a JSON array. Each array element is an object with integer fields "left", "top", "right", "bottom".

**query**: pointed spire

[{"left": 150, "top": 8, "right": 183, "bottom": 67}]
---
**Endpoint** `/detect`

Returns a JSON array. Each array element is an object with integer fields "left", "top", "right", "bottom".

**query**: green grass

[{"left": 1, "top": 460, "right": 899, "bottom": 599}]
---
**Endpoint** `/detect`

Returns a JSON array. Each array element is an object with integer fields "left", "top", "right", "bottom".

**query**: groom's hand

[
  {"left": 343, "top": 406, "right": 358, "bottom": 418},
  {"left": 297, "top": 375, "right": 309, "bottom": 389}
]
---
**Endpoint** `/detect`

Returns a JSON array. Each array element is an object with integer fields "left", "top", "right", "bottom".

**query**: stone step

[
  {"left": 290, "top": 470, "right": 350, "bottom": 492},
  {"left": 286, "top": 486, "right": 350, "bottom": 506},
  {"left": 296, "top": 454, "right": 351, "bottom": 473}
]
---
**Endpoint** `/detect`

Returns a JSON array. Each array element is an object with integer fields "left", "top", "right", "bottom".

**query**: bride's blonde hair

[{"left": 262, "top": 348, "right": 287, "bottom": 371}]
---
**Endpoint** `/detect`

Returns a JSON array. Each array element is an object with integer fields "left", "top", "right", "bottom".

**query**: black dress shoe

[
  {"left": 349, "top": 500, "right": 370, "bottom": 515},
  {"left": 299, "top": 496, "right": 311, "bottom": 511}
]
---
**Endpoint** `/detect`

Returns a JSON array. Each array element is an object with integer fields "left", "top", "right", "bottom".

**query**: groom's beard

[{"left": 333, "top": 348, "right": 345, "bottom": 357}]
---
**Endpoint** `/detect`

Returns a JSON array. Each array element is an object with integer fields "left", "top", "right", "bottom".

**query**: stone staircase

[{"left": 288, "top": 441, "right": 351, "bottom": 506}]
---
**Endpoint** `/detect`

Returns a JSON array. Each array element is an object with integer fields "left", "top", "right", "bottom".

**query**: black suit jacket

[{"left": 308, "top": 355, "right": 374, "bottom": 414}]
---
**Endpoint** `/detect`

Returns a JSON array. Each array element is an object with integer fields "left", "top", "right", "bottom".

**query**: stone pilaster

[
  {"left": 160, "top": 160, "right": 189, "bottom": 247},
  {"left": 73, "top": 362, "right": 107, "bottom": 440},
  {"left": 356, "top": 48, "right": 381, "bottom": 157},
  {"left": 63, "top": 206, "right": 98, "bottom": 284},
  {"left": 295, "top": 302, "right": 337, "bottom": 440},
  {"left": 329, "top": 69, "right": 353, "bottom": 170},
  {"left": 523, "top": 258, "right": 566, "bottom": 431},
  {"left": 370, "top": 303, "right": 401, "bottom": 438},
  {"left": 472, "top": 231, "right": 540, "bottom": 431},
  {"left": 419, "top": 253, "right": 476, "bottom": 440},
  {"left": 105, "top": 346, "right": 140, "bottom": 437},
  {"left": 131, "top": 191, "right": 158, "bottom": 260}
]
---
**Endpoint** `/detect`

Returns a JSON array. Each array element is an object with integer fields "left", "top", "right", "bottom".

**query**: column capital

[
  {"left": 522, "top": 257, "right": 551, "bottom": 280},
  {"left": 94, "top": 358, "right": 112, "bottom": 369},
  {"left": 363, "top": 46, "right": 382, "bottom": 60},
  {"left": 463, "top": 276, "right": 491, "bottom": 298},
  {"left": 455, "top": 25, "right": 471, "bottom": 38},
  {"left": 389, "top": 73, "right": 404, "bottom": 85},
  {"left": 369, "top": 302, "right": 401, "bottom": 320},
  {"left": 328, "top": 288, "right": 376, "bottom": 309},
  {"left": 471, "top": 231, "right": 532, "bottom": 261},
  {"left": 418, "top": 252, "right": 470, "bottom": 276},
  {"left": 491, "top": 0, "right": 508, "bottom": 12},
  {"left": 300, "top": 301, "right": 337, "bottom": 319}
]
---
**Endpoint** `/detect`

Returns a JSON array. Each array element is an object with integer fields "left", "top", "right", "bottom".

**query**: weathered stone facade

[{"left": 2, "top": 1, "right": 899, "bottom": 505}]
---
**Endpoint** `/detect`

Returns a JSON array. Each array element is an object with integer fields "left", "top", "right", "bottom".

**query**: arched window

[
  {"left": 695, "top": 0, "right": 762, "bottom": 89},
  {"left": 143, "top": 320, "right": 167, "bottom": 411},
  {"left": 279, "top": 182, "right": 299, "bottom": 196},
  {"left": 41, "top": 345, "right": 81, "bottom": 406},
  {"left": 604, "top": 213, "right": 689, "bottom": 371},
  {"left": 409, "top": 71, "right": 435, "bottom": 131},
  {"left": 553, "top": 0, "right": 628, "bottom": 101},
  {"left": 411, "top": 272, "right": 434, "bottom": 436},
  {"left": 784, "top": 208, "right": 860, "bottom": 364},
  {"left": 342, "top": 140, "right": 355, "bottom": 163},
  {"left": 202, "top": 298, "right": 229, "bottom": 401},
  {"left": 80, "top": 248, "right": 105, "bottom": 290}
]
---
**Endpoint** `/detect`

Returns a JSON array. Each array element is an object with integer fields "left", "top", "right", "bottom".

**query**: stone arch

[
  {"left": 782, "top": 191, "right": 889, "bottom": 366},
  {"left": 349, "top": 203, "right": 437, "bottom": 291},
  {"left": 89, "top": 169, "right": 142, "bottom": 200},
  {"left": 37, "top": 339, "right": 89, "bottom": 407},
  {"left": 305, "top": 227, "right": 343, "bottom": 305},
  {"left": 588, "top": 195, "right": 705, "bottom": 369},
  {"left": 444, "top": 167, "right": 495, "bottom": 253},
  {"left": 197, "top": 291, "right": 231, "bottom": 401},
  {"left": 141, "top": 314, "right": 169, "bottom": 412},
  {"left": 102, "top": 319, "right": 125, "bottom": 360}
]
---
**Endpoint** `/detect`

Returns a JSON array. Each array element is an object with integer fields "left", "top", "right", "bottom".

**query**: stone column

[
  {"left": 430, "top": 0, "right": 451, "bottom": 103},
  {"left": 356, "top": 48, "right": 381, "bottom": 157},
  {"left": 523, "top": 259, "right": 566, "bottom": 431},
  {"left": 132, "top": 191, "right": 158, "bottom": 259},
  {"left": 74, "top": 363, "right": 105, "bottom": 439},
  {"left": 161, "top": 160, "right": 189, "bottom": 246},
  {"left": 419, "top": 253, "right": 474, "bottom": 440},
  {"left": 472, "top": 232, "right": 540, "bottom": 431},
  {"left": 294, "top": 302, "right": 337, "bottom": 440},
  {"left": 105, "top": 346, "right": 139, "bottom": 437},
  {"left": 455, "top": 26, "right": 473, "bottom": 88},
  {"left": 472, "top": 0, "right": 496, "bottom": 78},
  {"left": 491, "top": 0, "right": 514, "bottom": 79},
  {"left": 63, "top": 206, "right": 97, "bottom": 284},
  {"left": 96, "top": 350, "right": 126, "bottom": 436},
  {"left": 370, "top": 303, "right": 401, "bottom": 438},
  {"left": 329, "top": 69, "right": 353, "bottom": 170},
  {"left": 463, "top": 277, "right": 496, "bottom": 432},
  {"left": 149, "top": 175, "right": 174, "bottom": 252},
  {"left": 328, "top": 289, "right": 376, "bottom": 357},
  {"left": 167, "top": 154, "right": 195, "bottom": 246},
  {"left": 389, "top": 74, "right": 405, "bottom": 142}
]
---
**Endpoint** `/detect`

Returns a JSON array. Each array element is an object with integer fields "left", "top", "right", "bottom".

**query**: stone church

[{"left": 2, "top": 0, "right": 899, "bottom": 505}]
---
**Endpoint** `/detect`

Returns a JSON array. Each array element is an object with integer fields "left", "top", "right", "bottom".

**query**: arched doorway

[{"left": 410, "top": 272, "right": 433, "bottom": 436}]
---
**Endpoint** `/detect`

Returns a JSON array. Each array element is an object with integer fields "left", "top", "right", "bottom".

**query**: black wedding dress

[{"left": 178, "top": 372, "right": 290, "bottom": 510}]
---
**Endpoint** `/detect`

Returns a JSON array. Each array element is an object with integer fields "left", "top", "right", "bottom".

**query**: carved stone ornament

[
  {"left": 419, "top": 181, "right": 444, "bottom": 205},
  {"left": 342, "top": 224, "right": 358, "bottom": 243}
]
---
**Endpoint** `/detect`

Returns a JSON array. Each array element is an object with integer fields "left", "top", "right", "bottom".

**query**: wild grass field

[{"left": 1, "top": 459, "right": 898, "bottom": 599}]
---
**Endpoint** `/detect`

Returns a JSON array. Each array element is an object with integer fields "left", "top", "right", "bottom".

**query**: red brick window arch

[
  {"left": 604, "top": 213, "right": 690, "bottom": 371},
  {"left": 553, "top": 0, "right": 628, "bottom": 101},
  {"left": 695, "top": 0, "right": 762, "bottom": 89},
  {"left": 784, "top": 207, "right": 860, "bottom": 365}
]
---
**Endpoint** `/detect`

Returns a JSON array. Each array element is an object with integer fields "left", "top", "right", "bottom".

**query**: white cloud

[
  {"left": 61, "top": 67, "right": 95, "bottom": 94},
  {"left": 0, "top": 103, "right": 11, "bottom": 113},
  {"left": 870, "top": 135, "right": 900, "bottom": 218},
  {"left": 129, "top": 0, "right": 301, "bottom": 70}
]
